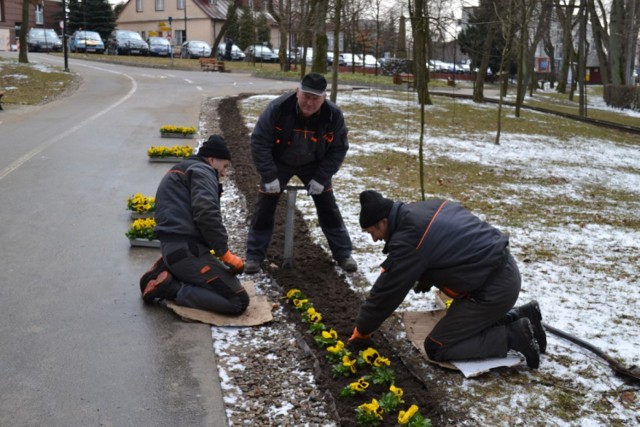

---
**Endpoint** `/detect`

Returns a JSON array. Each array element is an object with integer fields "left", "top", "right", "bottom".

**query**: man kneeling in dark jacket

[
  {"left": 348, "top": 190, "right": 546, "bottom": 369},
  {"left": 139, "top": 135, "right": 249, "bottom": 315}
]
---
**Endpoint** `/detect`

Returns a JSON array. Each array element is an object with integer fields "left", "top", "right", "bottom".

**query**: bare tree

[
  {"left": 495, "top": 0, "right": 517, "bottom": 144},
  {"left": 330, "top": 0, "right": 343, "bottom": 102},
  {"left": 554, "top": 0, "right": 578, "bottom": 93},
  {"left": 409, "top": 0, "right": 433, "bottom": 201},
  {"left": 267, "top": 0, "right": 291, "bottom": 71}
]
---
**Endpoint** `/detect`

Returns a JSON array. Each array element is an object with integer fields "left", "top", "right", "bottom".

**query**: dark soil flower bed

[{"left": 217, "top": 96, "right": 453, "bottom": 426}]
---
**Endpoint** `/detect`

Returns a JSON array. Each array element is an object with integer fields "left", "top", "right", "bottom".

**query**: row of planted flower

[
  {"left": 285, "top": 289, "right": 432, "bottom": 427},
  {"left": 126, "top": 125, "right": 197, "bottom": 247}
]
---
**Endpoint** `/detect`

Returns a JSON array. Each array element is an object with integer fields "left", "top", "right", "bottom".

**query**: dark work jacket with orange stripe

[
  {"left": 356, "top": 199, "right": 509, "bottom": 336},
  {"left": 154, "top": 156, "right": 229, "bottom": 257},
  {"left": 250, "top": 92, "right": 348, "bottom": 186}
]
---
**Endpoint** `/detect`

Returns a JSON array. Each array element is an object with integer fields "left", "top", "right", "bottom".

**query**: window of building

[
  {"left": 155, "top": 0, "right": 164, "bottom": 11},
  {"left": 0, "top": 0, "right": 4, "bottom": 22},
  {"left": 177, "top": 0, "right": 184, "bottom": 10},
  {"left": 136, "top": 0, "right": 143, "bottom": 12},
  {"left": 35, "top": 4, "right": 43, "bottom": 25},
  {"left": 175, "top": 30, "right": 185, "bottom": 45}
]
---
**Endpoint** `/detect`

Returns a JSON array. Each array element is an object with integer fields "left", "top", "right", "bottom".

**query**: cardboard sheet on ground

[
  {"left": 402, "top": 311, "right": 523, "bottom": 378},
  {"left": 166, "top": 281, "right": 274, "bottom": 326}
]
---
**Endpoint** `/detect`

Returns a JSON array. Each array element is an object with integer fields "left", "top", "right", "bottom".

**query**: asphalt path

[{"left": 0, "top": 53, "right": 298, "bottom": 426}]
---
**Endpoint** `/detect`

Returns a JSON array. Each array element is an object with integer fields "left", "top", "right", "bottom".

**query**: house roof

[{"left": 192, "top": 0, "right": 276, "bottom": 24}]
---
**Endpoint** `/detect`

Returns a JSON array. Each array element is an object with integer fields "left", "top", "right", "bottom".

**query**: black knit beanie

[
  {"left": 197, "top": 135, "right": 231, "bottom": 160},
  {"left": 359, "top": 190, "right": 394, "bottom": 228}
]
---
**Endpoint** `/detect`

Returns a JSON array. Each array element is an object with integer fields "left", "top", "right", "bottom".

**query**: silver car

[
  {"left": 244, "top": 45, "right": 278, "bottom": 62},
  {"left": 27, "top": 28, "right": 63, "bottom": 52},
  {"left": 180, "top": 40, "right": 212, "bottom": 59}
]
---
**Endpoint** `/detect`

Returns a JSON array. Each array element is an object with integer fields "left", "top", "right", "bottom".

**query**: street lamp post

[{"left": 62, "top": 0, "right": 68, "bottom": 71}]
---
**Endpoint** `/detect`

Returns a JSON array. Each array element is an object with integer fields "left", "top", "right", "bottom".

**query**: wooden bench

[
  {"left": 393, "top": 73, "right": 414, "bottom": 89},
  {"left": 199, "top": 58, "right": 226, "bottom": 72},
  {"left": 0, "top": 91, "right": 4, "bottom": 110}
]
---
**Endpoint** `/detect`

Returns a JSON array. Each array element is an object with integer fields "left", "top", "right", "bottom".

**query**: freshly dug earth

[{"left": 217, "top": 96, "right": 454, "bottom": 426}]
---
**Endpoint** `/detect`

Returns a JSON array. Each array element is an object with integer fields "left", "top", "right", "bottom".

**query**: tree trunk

[
  {"left": 311, "top": 0, "right": 328, "bottom": 73},
  {"left": 330, "top": 0, "right": 342, "bottom": 103},
  {"left": 473, "top": 19, "right": 497, "bottom": 102},
  {"left": 19, "top": 0, "right": 30, "bottom": 63}
]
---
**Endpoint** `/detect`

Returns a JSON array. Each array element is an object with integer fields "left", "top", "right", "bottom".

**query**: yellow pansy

[
  {"left": 358, "top": 398, "right": 383, "bottom": 420},
  {"left": 390, "top": 384, "right": 404, "bottom": 399},
  {"left": 327, "top": 340, "right": 344, "bottom": 354},
  {"left": 321, "top": 329, "right": 338, "bottom": 340},
  {"left": 342, "top": 355, "right": 357, "bottom": 374},
  {"left": 398, "top": 404, "right": 419, "bottom": 424}
]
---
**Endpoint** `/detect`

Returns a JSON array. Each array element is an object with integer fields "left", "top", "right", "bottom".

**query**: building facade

[{"left": 0, "top": 0, "right": 63, "bottom": 50}]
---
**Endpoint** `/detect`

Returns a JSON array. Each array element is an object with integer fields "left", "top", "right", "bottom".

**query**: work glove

[
  {"left": 264, "top": 178, "right": 280, "bottom": 194},
  {"left": 347, "top": 327, "right": 374, "bottom": 352},
  {"left": 307, "top": 179, "right": 324, "bottom": 196},
  {"left": 220, "top": 250, "right": 244, "bottom": 275}
]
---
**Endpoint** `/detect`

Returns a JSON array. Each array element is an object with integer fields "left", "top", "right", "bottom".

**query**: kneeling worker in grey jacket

[
  {"left": 139, "top": 135, "right": 249, "bottom": 315},
  {"left": 348, "top": 190, "right": 546, "bottom": 369}
]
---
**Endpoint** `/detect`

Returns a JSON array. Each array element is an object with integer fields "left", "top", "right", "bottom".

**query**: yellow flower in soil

[
  {"left": 398, "top": 404, "right": 420, "bottom": 425},
  {"left": 342, "top": 354, "right": 357, "bottom": 374},
  {"left": 321, "top": 329, "right": 338, "bottom": 340},
  {"left": 358, "top": 398, "right": 383, "bottom": 420},
  {"left": 327, "top": 340, "right": 344, "bottom": 354},
  {"left": 306, "top": 307, "right": 322, "bottom": 323},
  {"left": 362, "top": 347, "right": 381, "bottom": 365},
  {"left": 293, "top": 298, "right": 309, "bottom": 309},
  {"left": 286, "top": 288, "right": 301, "bottom": 299},
  {"left": 390, "top": 384, "right": 404, "bottom": 399},
  {"left": 373, "top": 355, "right": 391, "bottom": 367},
  {"left": 350, "top": 377, "right": 369, "bottom": 392}
]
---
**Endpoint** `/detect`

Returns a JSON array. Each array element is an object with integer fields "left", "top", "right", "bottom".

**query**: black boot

[
  {"left": 510, "top": 300, "right": 547, "bottom": 354},
  {"left": 507, "top": 318, "right": 540, "bottom": 369},
  {"left": 142, "top": 271, "right": 181, "bottom": 303},
  {"left": 139, "top": 256, "right": 168, "bottom": 294}
]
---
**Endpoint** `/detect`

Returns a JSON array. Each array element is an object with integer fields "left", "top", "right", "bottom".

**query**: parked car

[
  {"left": 217, "top": 43, "right": 245, "bottom": 60},
  {"left": 180, "top": 40, "right": 212, "bottom": 58},
  {"left": 147, "top": 37, "right": 172, "bottom": 56},
  {"left": 327, "top": 52, "right": 346, "bottom": 66},
  {"left": 342, "top": 52, "right": 362, "bottom": 67},
  {"left": 68, "top": 30, "right": 104, "bottom": 54},
  {"left": 26, "top": 28, "right": 62, "bottom": 52},
  {"left": 106, "top": 30, "right": 149, "bottom": 56},
  {"left": 360, "top": 54, "right": 381, "bottom": 68},
  {"left": 244, "top": 45, "right": 279, "bottom": 62}
]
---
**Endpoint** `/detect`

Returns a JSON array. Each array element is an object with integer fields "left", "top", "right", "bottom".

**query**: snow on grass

[{"left": 238, "top": 88, "right": 640, "bottom": 424}]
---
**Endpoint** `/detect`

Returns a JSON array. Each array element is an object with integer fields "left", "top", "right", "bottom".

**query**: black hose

[{"left": 543, "top": 322, "right": 640, "bottom": 383}]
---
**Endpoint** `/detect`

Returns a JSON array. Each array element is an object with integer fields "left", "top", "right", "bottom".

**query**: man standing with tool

[
  {"left": 348, "top": 190, "right": 547, "bottom": 369},
  {"left": 139, "top": 135, "right": 249, "bottom": 315},
  {"left": 244, "top": 72, "right": 357, "bottom": 274}
]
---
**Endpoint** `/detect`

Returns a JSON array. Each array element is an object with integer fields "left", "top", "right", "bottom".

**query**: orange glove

[
  {"left": 220, "top": 250, "right": 244, "bottom": 275},
  {"left": 348, "top": 327, "right": 374, "bottom": 351},
  {"left": 349, "top": 327, "right": 372, "bottom": 341}
]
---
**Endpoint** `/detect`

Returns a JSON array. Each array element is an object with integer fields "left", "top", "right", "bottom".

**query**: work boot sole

[
  {"left": 517, "top": 301, "right": 547, "bottom": 354},
  {"left": 142, "top": 271, "right": 174, "bottom": 303},
  {"left": 139, "top": 256, "right": 167, "bottom": 294},
  {"left": 510, "top": 318, "right": 541, "bottom": 369}
]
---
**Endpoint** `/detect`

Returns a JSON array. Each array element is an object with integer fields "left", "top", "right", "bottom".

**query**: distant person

[
  {"left": 244, "top": 72, "right": 357, "bottom": 274},
  {"left": 224, "top": 38, "right": 233, "bottom": 60},
  {"left": 348, "top": 190, "right": 546, "bottom": 369},
  {"left": 140, "top": 135, "right": 249, "bottom": 315}
]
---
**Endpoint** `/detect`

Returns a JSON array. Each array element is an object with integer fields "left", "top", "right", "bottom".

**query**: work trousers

[
  {"left": 246, "top": 168, "right": 352, "bottom": 263},
  {"left": 161, "top": 240, "right": 249, "bottom": 315},
  {"left": 424, "top": 252, "right": 521, "bottom": 361}
]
